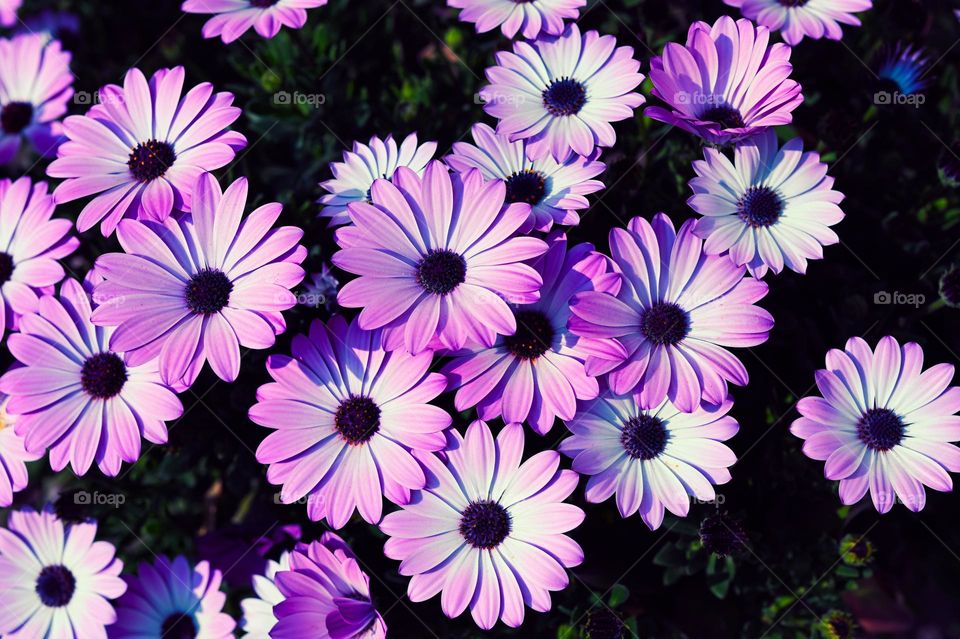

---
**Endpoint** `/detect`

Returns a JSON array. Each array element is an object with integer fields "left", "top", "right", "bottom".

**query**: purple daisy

[
  {"left": 0, "top": 34, "right": 73, "bottom": 164},
  {"left": 444, "top": 234, "right": 619, "bottom": 435},
  {"left": 0, "top": 394, "right": 41, "bottom": 506},
  {"left": 318, "top": 132, "right": 437, "bottom": 227},
  {"left": 272, "top": 533, "right": 387, "bottom": 639},
  {"left": 333, "top": 160, "right": 548, "bottom": 354},
  {"left": 559, "top": 393, "right": 738, "bottom": 530},
  {"left": 447, "top": 0, "right": 584, "bottom": 40},
  {"left": 250, "top": 315, "right": 451, "bottom": 527},
  {"left": 478, "top": 23, "right": 645, "bottom": 162},
  {"left": 0, "top": 508, "right": 126, "bottom": 638},
  {"left": 0, "top": 277, "right": 184, "bottom": 477},
  {"left": 111, "top": 556, "right": 235, "bottom": 638},
  {"left": 90, "top": 172, "right": 306, "bottom": 388},
  {"left": 239, "top": 551, "right": 290, "bottom": 638},
  {"left": 445, "top": 123, "right": 605, "bottom": 232},
  {"left": 646, "top": 16, "right": 803, "bottom": 145},
  {"left": 47, "top": 66, "right": 247, "bottom": 237},
  {"left": 688, "top": 129, "right": 845, "bottom": 277},
  {"left": 723, "top": 0, "right": 872, "bottom": 45},
  {"left": 19, "top": 10, "right": 81, "bottom": 45},
  {"left": 791, "top": 336, "right": 960, "bottom": 513},
  {"left": 0, "top": 0, "right": 20, "bottom": 26},
  {"left": 568, "top": 213, "right": 773, "bottom": 412},
  {"left": 381, "top": 421, "right": 584, "bottom": 630},
  {"left": 182, "top": 0, "right": 328, "bottom": 44}
]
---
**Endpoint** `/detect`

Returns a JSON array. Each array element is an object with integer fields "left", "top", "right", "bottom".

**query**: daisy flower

[
  {"left": 447, "top": 0, "right": 584, "bottom": 40},
  {"left": 444, "top": 234, "right": 619, "bottom": 435},
  {"left": 791, "top": 336, "right": 960, "bottom": 513},
  {"left": 47, "top": 66, "right": 247, "bottom": 237},
  {"left": 381, "top": 421, "right": 584, "bottom": 630},
  {"left": 111, "top": 556, "right": 235, "bottom": 638},
  {"left": 182, "top": 0, "right": 328, "bottom": 44},
  {"left": 688, "top": 129, "right": 845, "bottom": 277},
  {"left": 333, "top": 160, "right": 548, "bottom": 354},
  {"left": 0, "top": 394, "right": 41, "bottom": 507},
  {"left": 0, "top": 34, "right": 73, "bottom": 164},
  {"left": 568, "top": 213, "right": 773, "bottom": 411},
  {"left": 318, "top": 132, "right": 437, "bottom": 227},
  {"left": 445, "top": 122, "right": 605, "bottom": 232},
  {"left": 250, "top": 315, "right": 450, "bottom": 527},
  {"left": 0, "top": 508, "right": 126, "bottom": 638},
  {"left": 272, "top": 533, "right": 387, "bottom": 639},
  {"left": 646, "top": 16, "right": 803, "bottom": 145},
  {"left": 239, "top": 552, "right": 290, "bottom": 638},
  {"left": 723, "top": 0, "right": 872, "bottom": 45},
  {"left": 559, "top": 393, "right": 738, "bottom": 530},
  {"left": 0, "top": 176, "right": 78, "bottom": 341},
  {"left": 0, "top": 0, "right": 20, "bottom": 26},
  {"left": 90, "top": 172, "right": 306, "bottom": 388},
  {"left": 478, "top": 23, "right": 645, "bottom": 162},
  {"left": 19, "top": 10, "right": 81, "bottom": 45},
  {"left": 875, "top": 42, "right": 932, "bottom": 99}
]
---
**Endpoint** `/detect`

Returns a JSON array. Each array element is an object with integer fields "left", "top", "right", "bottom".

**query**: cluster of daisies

[{"left": 0, "top": 0, "right": 958, "bottom": 637}]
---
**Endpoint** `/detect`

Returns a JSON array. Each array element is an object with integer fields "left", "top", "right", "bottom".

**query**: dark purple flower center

[
  {"left": 856, "top": 408, "right": 904, "bottom": 451},
  {"left": 416, "top": 249, "right": 466, "bottom": 295},
  {"left": 1, "top": 101, "right": 33, "bottom": 134},
  {"left": 250, "top": 0, "right": 280, "bottom": 7},
  {"left": 81, "top": 352, "right": 128, "bottom": 399},
  {"left": 0, "top": 251, "right": 15, "bottom": 285},
  {"left": 542, "top": 78, "right": 587, "bottom": 117},
  {"left": 778, "top": 0, "right": 809, "bottom": 6},
  {"left": 185, "top": 269, "right": 233, "bottom": 315},
  {"left": 36, "top": 565, "right": 76, "bottom": 607},
  {"left": 824, "top": 612, "right": 855, "bottom": 639},
  {"left": 940, "top": 267, "right": 960, "bottom": 307},
  {"left": 161, "top": 613, "right": 198, "bottom": 639},
  {"left": 639, "top": 302, "right": 689, "bottom": 346},
  {"left": 127, "top": 139, "right": 176, "bottom": 182},
  {"left": 335, "top": 395, "right": 381, "bottom": 445},
  {"left": 459, "top": 500, "right": 511, "bottom": 549},
  {"left": 737, "top": 185, "right": 784, "bottom": 228},
  {"left": 699, "top": 513, "right": 748, "bottom": 557},
  {"left": 620, "top": 414, "right": 669, "bottom": 460},
  {"left": 505, "top": 170, "right": 547, "bottom": 205},
  {"left": 700, "top": 104, "right": 746, "bottom": 130},
  {"left": 503, "top": 310, "right": 554, "bottom": 360},
  {"left": 583, "top": 609, "right": 625, "bottom": 639}
]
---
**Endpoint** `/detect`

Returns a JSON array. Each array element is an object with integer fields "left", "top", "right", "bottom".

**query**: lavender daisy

[
  {"left": 559, "top": 393, "right": 738, "bottom": 530},
  {"left": 723, "top": 0, "right": 872, "bottom": 45},
  {"left": 250, "top": 315, "right": 451, "bottom": 528},
  {"left": 646, "top": 16, "right": 803, "bottom": 145},
  {"left": 569, "top": 214, "right": 773, "bottom": 411},
  {"left": 182, "top": 0, "right": 328, "bottom": 44},
  {"left": 0, "top": 394, "right": 41, "bottom": 506},
  {"left": 333, "top": 160, "right": 548, "bottom": 353},
  {"left": 239, "top": 552, "right": 290, "bottom": 638},
  {"left": 381, "top": 421, "right": 584, "bottom": 630},
  {"left": 0, "top": 0, "right": 19, "bottom": 26},
  {"left": 0, "top": 508, "right": 126, "bottom": 638},
  {"left": 478, "top": 23, "right": 645, "bottom": 161},
  {"left": 445, "top": 123, "right": 605, "bottom": 232},
  {"left": 47, "top": 67, "right": 247, "bottom": 236},
  {"left": 688, "top": 129, "right": 845, "bottom": 277},
  {"left": 447, "top": 0, "right": 584, "bottom": 40},
  {"left": 791, "top": 336, "right": 960, "bottom": 513},
  {"left": 91, "top": 172, "right": 306, "bottom": 388}
]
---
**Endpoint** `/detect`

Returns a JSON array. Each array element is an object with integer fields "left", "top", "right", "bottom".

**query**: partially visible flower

[
  {"left": 582, "top": 608, "right": 625, "bottom": 639},
  {"left": 875, "top": 42, "right": 932, "bottom": 98},
  {"left": 937, "top": 141, "right": 960, "bottom": 188},
  {"left": 820, "top": 610, "right": 857, "bottom": 639},
  {"left": 698, "top": 513, "right": 748, "bottom": 557},
  {"left": 688, "top": 129, "right": 845, "bottom": 277},
  {"left": 195, "top": 522, "right": 301, "bottom": 590},
  {"left": 240, "top": 551, "right": 291, "bottom": 639},
  {"left": 646, "top": 16, "right": 803, "bottom": 145},
  {"left": 381, "top": 421, "right": 584, "bottom": 629},
  {"left": 722, "top": 0, "right": 872, "bottom": 45},
  {"left": 479, "top": 23, "right": 644, "bottom": 161},
  {"left": 447, "top": 0, "right": 584, "bottom": 40},
  {"left": 839, "top": 533, "right": 875, "bottom": 566},
  {"left": 182, "top": 0, "right": 328, "bottom": 43},
  {"left": 445, "top": 122, "right": 605, "bottom": 232},
  {"left": 0, "top": 394, "right": 41, "bottom": 507},
  {"left": 0, "top": 508, "right": 126, "bottom": 638},
  {"left": 318, "top": 132, "right": 436, "bottom": 226},
  {"left": 939, "top": 264, "right": 960, "bottom": 307},
  {"left": 20, "top": 10, "right": 81, "bottom": 46},
  {"left": 300, "top": 264, "right": 338, "bottom": 311},
  {"left": 0, "top": 0, "right": 20, "bottom": 26}
]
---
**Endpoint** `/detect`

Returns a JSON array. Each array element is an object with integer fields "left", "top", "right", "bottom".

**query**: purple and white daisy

[
  {"left": 111, "top": 556, "right": 235, "bottom": 639},
  {"left": 47, "top": 66, "right": 247, "bottom": 237},
  {"left": 646, "top": 16, "right": 803, "bottom": 145},
  {"left": 272, "top": 533, "right": 387, "bottom": 639},
  {"left": 0, "top": 277, "right": 184, "bottom": 477},
  {"left": 0, "top": 34, "right": 73, "bottom": 164},
  {"left": 0, "top": 0, "right": 20, "bottom": 26},
  {"left": 90, "top": 172, "right": 306, "bottom": 388},
  {"left": 791, "top": 336, "right": 960, "bottom": 513},
  {"left": 723, "top": 0, "right": 872, "bottom": 46},
  {"left": 318, "top": 132, "right": 437, "bottom": 227},
  {"left": 444, "top": 234, "right": 619, "bottom": 435},
  {"left": 249, "top": 315, "right": 451, "bottom": 528},
  {"left": 569, "top": 214, "right": 773, "bottom": 412},
  {"left": 381, "top": 421, "right": 584, "bottom": 630},
  {"left": 182, "top": 0, "right": 328, "bottom": 44},
  {"left": 445, "top": 123, "right": 605, "bottom": 232},
  {"left": 560, "top": 393, "right": 738, "bottom": 530},
  {"left": 333, "top": 160, "right": 548, "bottom": 353},
  {"left": 688, "top": 129, "right": 845, "bottom": 277},
  {"left": 447, "top": 0, "right": 584, "bottom": 40},
  {"left": 0, "top": 394, "right": 41, "bottom": 507},
  {"left": 239, "top": 552, "right": 290, "bottom": 638},
  {"left": 0, "top": 508, "right": 126, "bottom": 638},
  {"left": 478, "top": 23, "right": 645, "bottom": 162}
]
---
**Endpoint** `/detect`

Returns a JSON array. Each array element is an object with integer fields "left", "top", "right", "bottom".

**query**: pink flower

[
  {"left": 182, "top": 0, "right": 328, "bottom": 44},
  {"left": 447, "top": 0, "right": 584, "bottom": 40},
  {"left": 0, "top": 394, "right": 41, "bottom": 506}
]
